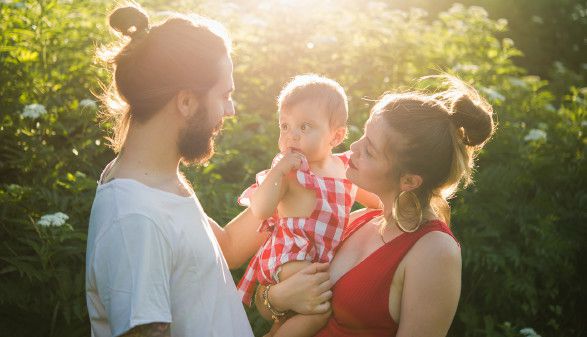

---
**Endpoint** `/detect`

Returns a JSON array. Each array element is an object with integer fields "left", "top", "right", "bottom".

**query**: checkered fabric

[{"left": 237, "top": 151, "right": 358, "bottom": 305}]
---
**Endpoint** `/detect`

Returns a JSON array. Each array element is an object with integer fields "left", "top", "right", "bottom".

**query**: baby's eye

[
  {"left": 280, "top": 123, "right": 289, "bottom": 131},
  {"left": 301, "top": 123, "right": 311, "bottom": 131}
]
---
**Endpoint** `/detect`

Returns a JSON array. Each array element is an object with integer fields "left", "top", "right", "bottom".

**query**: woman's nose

[{"left": 349, "top": 140, "right": 358, "bottom": 153}]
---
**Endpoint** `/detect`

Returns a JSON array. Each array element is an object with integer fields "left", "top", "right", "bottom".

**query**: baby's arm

[
  {"left": 250, "top": 151, "right": 305, "bottom": 219},
  {"left": 355, "top": 187, "right": 383, "bottom": 209}
]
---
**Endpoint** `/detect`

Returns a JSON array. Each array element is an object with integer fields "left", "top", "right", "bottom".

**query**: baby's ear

[{"left": 330, "top": 126, "right": 347, "bottom": 147}]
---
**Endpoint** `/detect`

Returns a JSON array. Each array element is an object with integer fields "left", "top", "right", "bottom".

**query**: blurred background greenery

[{"left": 1, "top": 0, "right": 585, "bottom": 336}]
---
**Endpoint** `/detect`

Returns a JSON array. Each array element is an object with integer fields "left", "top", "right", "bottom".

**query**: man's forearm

[
  {"left": 120, "top": 323, "right": 170, "bottom": 337},
  {"left": 210, "top": 209, "right": 268, "bottom": 269}
]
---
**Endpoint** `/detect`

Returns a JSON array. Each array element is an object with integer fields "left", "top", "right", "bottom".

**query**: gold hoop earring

[{"left": 392, "top": 190, "right": 423, "bottom": 233}]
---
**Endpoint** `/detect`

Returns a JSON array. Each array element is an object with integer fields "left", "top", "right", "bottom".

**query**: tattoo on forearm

[{"left": 121, "top": 323, "right": 170, "bottom": 337}]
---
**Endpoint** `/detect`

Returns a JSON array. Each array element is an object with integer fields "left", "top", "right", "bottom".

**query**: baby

[{"left": 237, "top": 74, "right": 380, "bottom": 337}]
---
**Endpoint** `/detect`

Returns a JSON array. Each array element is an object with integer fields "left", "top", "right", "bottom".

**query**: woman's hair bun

[
  {"left": 109, "top": 6, "right": 149, "bottom": 38},
  {"left": 451, "top": 94, "right": 494, "bottom": 146}
]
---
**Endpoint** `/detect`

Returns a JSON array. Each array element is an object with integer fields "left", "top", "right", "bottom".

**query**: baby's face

[{"left": 278, "top": 101, "right": 337, "bottom": 161}]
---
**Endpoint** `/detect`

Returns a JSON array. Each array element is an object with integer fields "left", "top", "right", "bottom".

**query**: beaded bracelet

[{"left": 262, "top": 284, "right": 287, "bottom": 322}]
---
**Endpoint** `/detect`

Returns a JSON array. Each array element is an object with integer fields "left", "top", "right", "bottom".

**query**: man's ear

[
  {"left": 399, "top": 173, "right": 423, "bottom": 192},
  {"left": 175, "top": 90, "right": 199, "bottom": 118},
  {"left": 330, "top": 126, "right": 347, "bottom": 147}
]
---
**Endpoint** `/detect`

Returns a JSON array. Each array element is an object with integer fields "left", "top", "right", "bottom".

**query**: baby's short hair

[{"left": 277, "top": 74, "right": 348, "bottom": 128}]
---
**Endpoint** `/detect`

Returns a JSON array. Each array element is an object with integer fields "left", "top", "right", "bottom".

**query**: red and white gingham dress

[{"left": 237, "top": 151, "right": 358, "bottom": 305}]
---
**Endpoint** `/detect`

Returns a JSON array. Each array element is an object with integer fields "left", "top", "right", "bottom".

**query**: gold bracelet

[{"left": 262, "top": 284, "right": 287, "bottom": 322}]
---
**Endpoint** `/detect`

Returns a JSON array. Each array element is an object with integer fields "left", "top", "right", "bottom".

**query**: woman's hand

[{"left": 265, "top": 262, "right": 332, "bottom": 316}]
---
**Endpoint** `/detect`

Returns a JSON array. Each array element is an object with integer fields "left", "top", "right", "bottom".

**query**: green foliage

[
  {"left": 0, "top": 1, "right": 585, "bottom": 336},
  {"left": 0, "top": 0, "right": 110, "bottom": 335}
]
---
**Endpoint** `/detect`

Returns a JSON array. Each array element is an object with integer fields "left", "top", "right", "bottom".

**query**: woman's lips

[{"left": 349, "top": 158, "right": 357, "bottom": 170}]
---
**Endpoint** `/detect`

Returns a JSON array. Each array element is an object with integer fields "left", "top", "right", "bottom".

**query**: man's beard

[{"left": 177, "top": 104, "right": 223, "bottom": 165}]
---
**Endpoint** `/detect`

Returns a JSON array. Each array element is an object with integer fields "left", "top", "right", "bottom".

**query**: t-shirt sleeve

[{"left": 93, "top": 213, "right": 173, "bottom": 336}]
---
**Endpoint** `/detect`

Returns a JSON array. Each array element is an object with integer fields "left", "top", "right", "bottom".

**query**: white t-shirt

[{"left": 85, "top": 178, "right": 254, "bottom": 337}]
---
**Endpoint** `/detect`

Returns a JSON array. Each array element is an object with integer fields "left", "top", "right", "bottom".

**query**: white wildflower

[
  {"left": 497, "top": 18, "right": 508, "bottom": 29},
  {"left": 553, "top": 61, "right": 566, "bottom": 73},
  {"left": 21, "top": 103, "right": 47, "bottom": 119},
  {"left": 37, "top": 212, "right": 69, "bottom": 227},
  {"left": 524, "top": 129, "right": 547, "bottom": 142},
  {"left": 6, "top": 184, "right": 22, "bottom": 193},
  {"left": 469, "top": 6, "right": 488, "bottom": 18},
  {"left": 448, "top": 3, "right": 465, "bottom": 14},
  {"left": 451, "top": 19, "right": 466, "bottom": 31},
  {"left": 520, "top": 327, "right": 541, "bottom": 337},
  {"left": 79, "top": 98, "right": 97, "bottom": 110},
  {"left": 502, "top": 38, "right": 514, "bottom": 48},
  {"left": 409, "top": 8, "right": 428, "bottom": 19},
  {"left": 531, "top": 16, "right": 543, "bottom": 24},
  {"left": 508, "top": 77, "right": 528, "bottom": 88},
  {"left": 481, "top": 87, "right": 506, "bottom": 102}
]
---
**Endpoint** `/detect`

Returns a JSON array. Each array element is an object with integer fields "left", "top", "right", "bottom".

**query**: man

[{"left": 85, "top": 6, "right": 265, "bottom": 337}]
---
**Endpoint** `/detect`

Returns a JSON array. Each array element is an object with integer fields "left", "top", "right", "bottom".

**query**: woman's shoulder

[{"left": 408, "top": 226, "right": 461, "bottom": 267}]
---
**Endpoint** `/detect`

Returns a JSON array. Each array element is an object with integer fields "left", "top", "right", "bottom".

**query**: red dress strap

[{"left": 343, "top": 209, "right": 383, "bottom": 241}]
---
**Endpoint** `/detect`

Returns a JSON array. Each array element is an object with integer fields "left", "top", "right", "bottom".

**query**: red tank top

[{"left": 315, "top": 209, "right": 459, "bottom": 337}]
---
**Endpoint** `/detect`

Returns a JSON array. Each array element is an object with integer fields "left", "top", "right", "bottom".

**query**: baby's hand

[{"left": 274, "top": 150, "right": 304, "bottom": 176}]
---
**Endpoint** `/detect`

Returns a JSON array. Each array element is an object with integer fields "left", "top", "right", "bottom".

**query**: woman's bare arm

[{"left": 395, "top": 231, "right": 461, "bottom": 337}]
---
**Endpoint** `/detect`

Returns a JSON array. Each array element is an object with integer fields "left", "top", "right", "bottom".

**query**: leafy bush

[{"left": 1, "top": 1, "right": 584, "bottom": 336}]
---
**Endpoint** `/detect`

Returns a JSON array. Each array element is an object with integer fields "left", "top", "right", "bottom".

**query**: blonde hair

[
  {"left": 375, "top": 76, "right": 495, "bottom": 225},
  {"left": 277, "top": 74, "right": 348, "bottom": 128}
]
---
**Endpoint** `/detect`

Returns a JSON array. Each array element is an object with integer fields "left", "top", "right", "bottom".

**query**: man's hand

[{"left": 120, "top": 323, "right": 170, "bottom": 337}]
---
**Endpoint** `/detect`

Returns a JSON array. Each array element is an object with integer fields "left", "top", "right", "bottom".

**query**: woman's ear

[
  {"left": 400, "top": 174, "right": 423, "bottom": 192},
  {"left": 175, "top": 90, "right": 199, "bottom": 118},
  {"left": 330, "top": 127, "right": 347, "bottom": 147}
]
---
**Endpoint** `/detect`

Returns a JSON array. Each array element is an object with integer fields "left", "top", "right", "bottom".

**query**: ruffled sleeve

[
  {"left": 334, "top": 150, "right": 352, "bottom": 169},
  {"left": 237, "top": 154, "right": 288, "bottom": 232},
  {"left": 237, "top": 153, "right": 285, "bottom": 207},
  {"left": 295, "top": 155, "right": 316, "bottom": 190}
]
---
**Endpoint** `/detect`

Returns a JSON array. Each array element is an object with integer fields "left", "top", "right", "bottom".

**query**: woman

[{"left": 259, "top": 77, "right": 495, "bottom": 336}]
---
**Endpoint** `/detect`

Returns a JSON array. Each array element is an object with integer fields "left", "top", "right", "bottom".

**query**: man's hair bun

[
  {"left": 451, "top": 95, "right": 494, "bottom": 146},
  {"left": 109, "top": 6, "right": 149, "bottom": 38}
]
